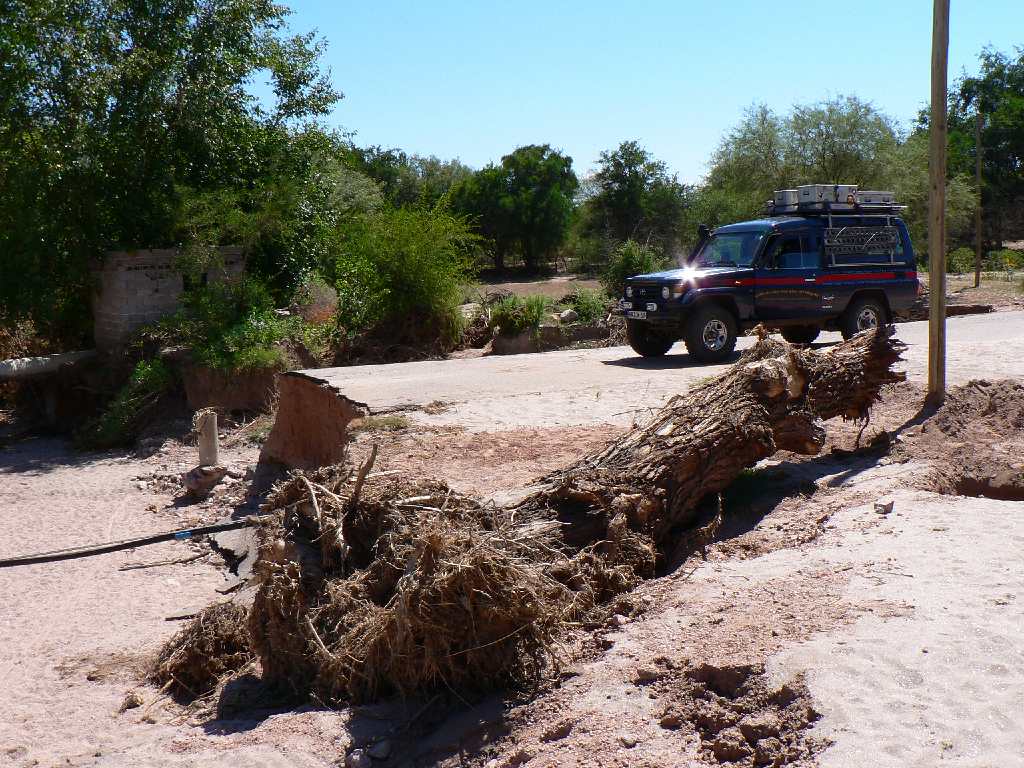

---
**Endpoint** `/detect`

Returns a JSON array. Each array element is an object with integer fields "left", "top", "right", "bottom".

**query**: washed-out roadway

[{"left": 300, "top": 311, "right": 1024, "bottom": 430}]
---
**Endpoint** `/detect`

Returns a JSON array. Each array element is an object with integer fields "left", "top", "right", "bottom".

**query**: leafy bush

[
  {"left": 292, "top": 273, "right": 339, "bottom": 324},
  {"left": 946, "top": 247, "right": 975, "bottom": 274},
  {"left": 565, "top": 287, "right": 609, "bottom": 324},
  {"left": 76, "top": 360, "right": 174, "bottom": 449},
  {"left": 332, "top": 207, "right": 477, "bottom": 348},
  {"left": 152, "top": 277, "right": 296, "bottom": 372},
  {"left": 489, "top": 295, "right": 550, "bottom": 336},
  {"left": 987, "top": 249, "right": 1024, "bottom": 271},
  {"left": 601, "top": 240, "right": 667, "bottom": 296}
]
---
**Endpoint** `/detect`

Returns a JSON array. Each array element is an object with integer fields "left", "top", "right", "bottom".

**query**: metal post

[
  {"left": 198, "top": 411, "right": 219, "bottom": 467},
  {"left": 974, "top": 112, "right": 983, "bottom": 288},
  {"left": 927, "top": 0, "right": 950, "bottom": 404}
]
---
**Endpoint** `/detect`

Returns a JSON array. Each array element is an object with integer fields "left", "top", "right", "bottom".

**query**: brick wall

[{"left": 92, "top": 247, "right": 245, "bottom": 351}]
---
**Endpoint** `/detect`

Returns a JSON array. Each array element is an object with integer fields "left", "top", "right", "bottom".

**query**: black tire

[
  {"left": 684, "top": 304, "right": 738, "bottom": 363},
  {"left": 840, "top": 296, "right": 886, "bottom": 340},
  {"left": 781, "top": 325, "right": 821, "bottom": 345},
  {"left": 626, "top": 319, "right": 675, "bottom": 358}
]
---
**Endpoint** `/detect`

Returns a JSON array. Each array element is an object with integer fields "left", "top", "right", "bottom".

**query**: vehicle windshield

[{"left": 690, "top": 231, "right": 766, "bottom": 268}]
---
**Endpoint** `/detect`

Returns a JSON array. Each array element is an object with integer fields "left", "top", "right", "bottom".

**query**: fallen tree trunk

[
  {"left": 510, "top": 327, "right": 905, "bottom": 551},
  {"left": 168, "top": 328, "right": 905, "bottom": 704}
]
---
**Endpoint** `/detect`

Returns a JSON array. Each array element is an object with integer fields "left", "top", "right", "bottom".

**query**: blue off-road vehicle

[{"left": 619, "top": 185, "right": 920, "bottom": 361}]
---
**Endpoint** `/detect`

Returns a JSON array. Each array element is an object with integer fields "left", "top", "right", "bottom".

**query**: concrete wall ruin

[{"left": 92, "top": 247, "right": 245, "bottom": 351}]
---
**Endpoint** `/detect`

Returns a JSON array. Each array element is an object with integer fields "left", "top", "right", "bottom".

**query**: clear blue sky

[{"left": 278, "top": 0, "right": 1022, "bottom": 183}]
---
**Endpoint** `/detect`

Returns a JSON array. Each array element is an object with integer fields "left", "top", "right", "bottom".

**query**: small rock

[
  {"left": 273, "top": 308, "right": 292, "bottom": 317},
  {"left": 345, "top": 749, "right": 372, "bottom": 768},
  {"left": 559, "top": 308, "right": 579, "bottom": 323},
  {"left": 135, "top": 481, "right": 148, "bottom": 491},
  {"left": 754, "top": 737, "right": 784, "bottom": 764},
  {"left": 226, "top": 467, "right": 244, "bottom": 480},
  {"left": 182, "top": 465, "right": 227, "bottom": 497},
  {"left": 659, "top": 713, "right": 682, "bottom": 730},
  {"left": 873, "top": 499, "right": 895, "bottom": 515},
  {"left": 635, "top": 668, "right": 660, "bottom": 683},
  {"left": 618, "top": 734, "right": 638, "bottom": 748},
  {"left": 459, "top": 302, "right": 482, "bottom": 319},
  {"left": 738, "top": 712, "right": 781, "bottom": 741},
  {"left": 367, "top": 740, "right": 391, "bottom": 760},
  {"left": 710, "top": 727, "right": 753, "bottom": 762},
  {"left": 608, "top": 613, "right": 629, "bottom": 628},
  {"left": 119, "top": 690, "right": 144, "bottom": 712},
  {"left": 540, "top": 720, "right": 574, "bottom": 742}
]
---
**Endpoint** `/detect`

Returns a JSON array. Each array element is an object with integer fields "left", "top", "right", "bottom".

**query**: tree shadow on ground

[{"left": 667, "top": 401, "right": 936, "bottom": 572}]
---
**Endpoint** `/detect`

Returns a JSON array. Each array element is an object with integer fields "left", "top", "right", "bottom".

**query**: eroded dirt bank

[{"left": 1, "top": 376, "right": 1023, "bottom": 767}]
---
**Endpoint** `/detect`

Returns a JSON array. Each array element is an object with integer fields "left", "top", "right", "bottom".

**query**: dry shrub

[
  {"left": 152, "top": 602, "right": 253, "bottom": 698},
  {"left": 244, "top": 467, "right": 650, "bottom": 704}
]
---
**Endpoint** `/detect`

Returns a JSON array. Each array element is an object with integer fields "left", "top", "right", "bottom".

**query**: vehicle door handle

[{"left": 804, "top": 278, "right": 817, "bottom": 283}]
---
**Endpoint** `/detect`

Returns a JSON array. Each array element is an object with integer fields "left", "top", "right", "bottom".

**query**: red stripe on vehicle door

[{"left": 816, "top": 272, "right": 897, "bottom": 283}]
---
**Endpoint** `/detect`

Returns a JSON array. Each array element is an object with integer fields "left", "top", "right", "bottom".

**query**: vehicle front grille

[{"left": 630, "top": 284, "right": 660, "bottom": 299}]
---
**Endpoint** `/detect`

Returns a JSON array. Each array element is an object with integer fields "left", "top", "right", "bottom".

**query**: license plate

[{"left": 626, "top": 310, "right": 647, "bottom": 319}]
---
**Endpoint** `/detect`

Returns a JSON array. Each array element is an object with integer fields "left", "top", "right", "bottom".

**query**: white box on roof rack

[
  {"left": 799, "top": 185, "right": 835, "bottom": 204},
  {"left": 856, "top": 190, "right": 894, "bottom": 205},
  {"left": 799, "top": 184, "right": 859, "bottom": 204},
  {"left": 774, "top": 189, "right": 799, "bottom": 207},
  {"left": 835, "top": 184, "right": 858, "bottom": 203}
]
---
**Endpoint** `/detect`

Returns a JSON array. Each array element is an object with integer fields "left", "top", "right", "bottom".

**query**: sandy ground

[
  {"left": 298, "top": 312, "right": 1024, "bottom": 431},
  {"left": 474, "top": 275, "right": 603, "bottom": 301},
  {"left": 1, "top": 361, "right": 1022, "bottom": 766},
  {"left": 922, "top": 272, "right": 1024, "bottom": 312}
]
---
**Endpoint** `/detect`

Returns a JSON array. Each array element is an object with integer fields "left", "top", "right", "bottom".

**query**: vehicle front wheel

[
  {"left": 684, "top": 305, "right": 738, "bottom": 363},
  {"left": 781, "top": 325, "right": 821, "bottom": 345},
  {"left": 626, "top": 319, "right": 675, "bottom": 358},
  {"left": 840, "top": 297, "right": 886, "bottom": 340}
]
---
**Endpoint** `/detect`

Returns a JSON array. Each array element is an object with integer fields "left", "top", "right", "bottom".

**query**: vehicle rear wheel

[
  {"left": 684, "top": 305, "right": 738, "bottom": 363},
  {"left": 841, "top": 297, "right": 886, "bottom": 340},
  {"left": 626, "top": 319, "right": 675, "bottom": 358},
  {"left": 781, "top": 325, "right": 821, "bottom": 345}
]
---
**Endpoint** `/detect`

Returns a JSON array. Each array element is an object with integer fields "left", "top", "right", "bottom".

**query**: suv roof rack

[
  {"left": 766, "top": 185, "right": 906, "bottom": 218},
  {"left": 766, "top": 200, "right": 908, "bottom": 218}
]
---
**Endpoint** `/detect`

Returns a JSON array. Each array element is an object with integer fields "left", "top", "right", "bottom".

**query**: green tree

[
  {"left": 783, "top": 95, "right": 899, "bottom": 185},
  {"left": 343, "top": 146, "right": 473, "bottom": 209},
  {"left": 585, "top": 143, "right": 688, "bottom": 250},
  {"left": 0, "top": 0, "right": 339, "bottom": 340},
  {"left": 583, "top": 141, "right": 691, "bottom": 252},
  {"left": 451, "top": 165, "right": 515, "bottom": 269},
  {"left": 877, "top": 132, "right": 976, "bottom": 260},
  {"left": 453, "top": 144, "right": 578, "bottom": 271},
  {"left": 501, "top": 144, "right": 578, "bottom": 270},
  {"left": 705, "top": 104, "right": 790, "bottom": 217},
  {"left": 947, "top": 46, "right": 1024, "bottom": 247}
]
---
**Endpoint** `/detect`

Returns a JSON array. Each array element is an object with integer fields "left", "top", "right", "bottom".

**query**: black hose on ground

[{"left": 0, "top": 518, "right": 262, "bottom": 569}]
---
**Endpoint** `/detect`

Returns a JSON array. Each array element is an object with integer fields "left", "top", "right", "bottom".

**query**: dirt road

[{"left": 303, "top": 311, "right": 1024, "bottom": 430}]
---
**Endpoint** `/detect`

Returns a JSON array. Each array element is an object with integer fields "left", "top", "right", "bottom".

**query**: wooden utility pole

[
  {"left": 974, "top": 112, "right": 984, "bottom": 288},
  {"left": 928, "top": 0, "right": 950, "bottom": 403}
]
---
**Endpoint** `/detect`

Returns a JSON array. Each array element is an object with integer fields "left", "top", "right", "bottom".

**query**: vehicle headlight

[
  {"left": 661, "top": 286, "right": 670, "bottom": 300},
  {"left": 625, "top": 286, "right": 633, "bottom": 298}
]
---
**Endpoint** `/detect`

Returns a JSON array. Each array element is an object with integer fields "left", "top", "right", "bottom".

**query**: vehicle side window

[
  {"left": 776, "top": 236, "right": 802, "bottom": 268},
  {"left": 770, "top": 234, "right": 819, "bottom": 269}
]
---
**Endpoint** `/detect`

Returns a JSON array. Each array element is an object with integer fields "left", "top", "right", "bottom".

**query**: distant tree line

[{"left": 1, "top": 1, "right": 1021, "bottom": 350}]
